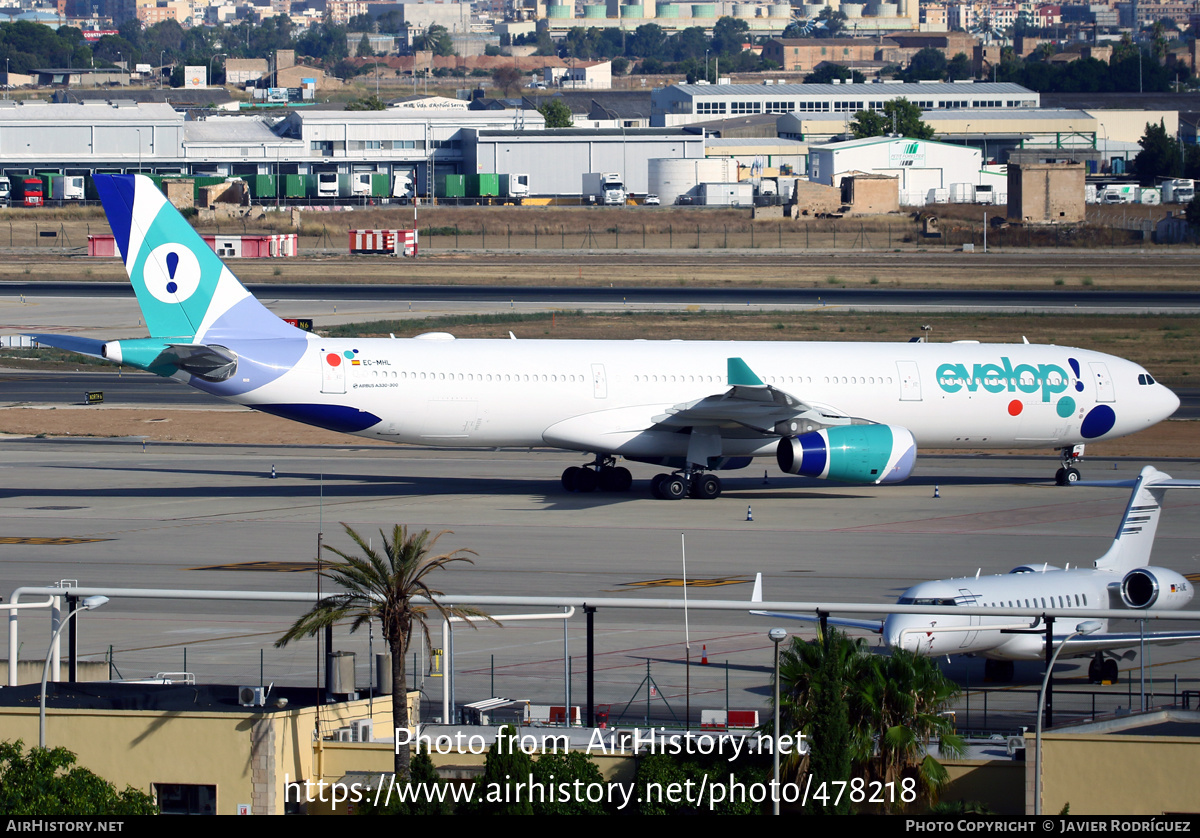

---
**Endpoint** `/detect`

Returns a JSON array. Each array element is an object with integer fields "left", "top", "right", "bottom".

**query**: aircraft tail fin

[
  {"left": 1094, "top": 466, "right": 1200, "bottom": 571},
  {"left": 94, "top": 174, "right": 299, "bottom": 343}
]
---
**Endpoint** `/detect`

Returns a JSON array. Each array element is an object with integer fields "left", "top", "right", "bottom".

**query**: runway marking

[
  {"left": 617, "top": 578, "right": 748, "bottom": 589},
  {"left": 191, "top": 560, "right": 317, "bottom": 573},
  {"left": 1187, "top": 573, "right": 1200, "bottom": 583},
  {"left": 0, "top": 536, "right": 113, "bottom": 545}
]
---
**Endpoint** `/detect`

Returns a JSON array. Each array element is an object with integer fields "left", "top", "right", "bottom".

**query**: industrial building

[
  {"left": 808, "top": 135, "right": 1002, "bottom": 205},
  {"left": 651, "top": 81, "right": 1041, "bottom": 127}
]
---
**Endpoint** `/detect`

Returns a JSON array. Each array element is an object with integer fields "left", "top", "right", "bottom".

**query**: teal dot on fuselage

[
  {"left": 1056, "top": 396, "right": 1075, "bottom": 418},
  {"left": 343, "top": 351, "right": 354, "bottom": 359}
]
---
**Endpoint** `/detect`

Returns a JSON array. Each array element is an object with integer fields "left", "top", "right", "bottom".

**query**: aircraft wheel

[
  {"left": 613, "top": 466, "right": 633, "bottom": 492},
  {"left": 1102, "top": 659, "right": 1119, "bottom": 683},
  {"left": 1065, "top": 467, "right": 1081, "bottom": 484},
  {"left": 650, "top": 473, "right": 669, "bottom": 499},
  {"left": 598, "top": 466, "right": 633, "bottom": 492},
  {"left": 690, "top": 474, "right": 722, "bottom": 500},
  {"left": 984, "top": 659, "right": 1014, "bottom": 682},
  {"left": 661, "top": 475, "right": 688, "bottom": 500},
  {"left": 562, "top": 466, "right": 582, "bottom": 492},
  {"left": 1055, "top": 468, "right": 1067, "bottom": 486},
  {"left": 1088, "top": 657, "right": 1103, "bottom": 684},
  {"left": 574, "top": 467, "right": 597, "bottom": 493}
]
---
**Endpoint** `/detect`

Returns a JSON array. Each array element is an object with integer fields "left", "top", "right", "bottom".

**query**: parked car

[{"left": 644, "top": 194, "right": 660, "bottom": 206}]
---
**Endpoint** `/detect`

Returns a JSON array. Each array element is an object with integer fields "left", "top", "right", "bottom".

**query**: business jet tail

[{"left": 1091, "top": 466, "right": 1200, "bottom": 572}]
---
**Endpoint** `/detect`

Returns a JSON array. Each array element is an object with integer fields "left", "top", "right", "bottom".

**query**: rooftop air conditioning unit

[{"left": 238, "top": 686, "right": 266, "bottom": 707}]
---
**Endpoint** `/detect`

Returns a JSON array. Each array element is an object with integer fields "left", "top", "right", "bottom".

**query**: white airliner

[
  {"left": 34, "top": 175, "right": 1179, "bottom": 499},
  {"left": 753, "top": 465, "right": 1200, "bottom": 682}
]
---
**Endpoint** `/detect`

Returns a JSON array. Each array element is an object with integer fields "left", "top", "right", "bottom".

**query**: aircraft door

[
  {"left": 591, "top": 364, "right": 608, "bottom": 399},
  {"left": 957, "top": 588, "right": 980, "bottom": 648},
  {"left": 1089, "top": 362, "right": 1114, "bottom": 403},
  {"left": 321, "top": 350, "right": 346, "bottom": 394},
  {"left": 897, "top": 361, "right": 921, "bottom": 401}
]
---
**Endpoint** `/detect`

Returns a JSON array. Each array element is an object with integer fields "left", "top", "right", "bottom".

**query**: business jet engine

[
  {"left": 1119, "top": 567, "right": 1193, "bottom": 610},
  {"left": 776, "top": 424, "right": 917, "bottom": 485}
]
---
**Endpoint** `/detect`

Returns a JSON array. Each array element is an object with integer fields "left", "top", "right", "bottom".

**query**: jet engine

[
  {"left": 1120, "top": 567, "right": 1193, "bottom": 610},
  {"left": 776, "top": 424, "right": 917, "bottom": 485}
]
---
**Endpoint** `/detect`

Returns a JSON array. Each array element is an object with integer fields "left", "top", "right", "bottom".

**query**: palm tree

[
  {"left": 858, "top": 650, "right": 965, "bottom": 810},
  {"left": 275, "top": 523, "right": 492, "bottom": 780},
  {"left": 775, "top": 630, "right": 964, "bottom": 812}
]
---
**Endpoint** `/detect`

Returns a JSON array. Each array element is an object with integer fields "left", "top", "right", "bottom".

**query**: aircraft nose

[{"left": 1160, "top": 384, "right": 1181, "bottom": 420}]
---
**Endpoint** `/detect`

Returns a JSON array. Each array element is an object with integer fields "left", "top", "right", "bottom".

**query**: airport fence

[{"left": 954, "top": 680, "right": 1197, "bottom": 739}]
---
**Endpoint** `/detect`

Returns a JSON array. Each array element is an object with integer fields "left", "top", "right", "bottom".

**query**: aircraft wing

[
  {"left": 27, "top": 334, "right": 106, "bottom": 359},
  {"left": 1059, "top": 629, "right": 1200, "bottom": 655},
  {"left": 651, "top": 357, "right": 847, "bottom": 435},
  {"left": 749, "top": 573, "right": 885, "bottom": 634}
]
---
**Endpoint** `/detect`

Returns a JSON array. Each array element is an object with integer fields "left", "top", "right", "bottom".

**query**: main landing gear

[
  {"left": 984, "top": 659, "right": 1015, "bottom": 682},
  {"left": 650, "top": 470, "right": 722, "bottom": 500},
  {"left": 1087, "top": 653, "right": 1120, "bottom": 684},
  {"left": 561, "top": 457, "right": 633, "bottom": 493},
  {"left": 1054, "top": 445, "right": 1084, "bottom": 486}
]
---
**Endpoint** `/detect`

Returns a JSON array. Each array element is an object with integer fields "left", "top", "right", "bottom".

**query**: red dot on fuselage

[
  {"left": 1008, "top": 400, "right": 1022, "bottom": 416},
  {"left": 327, "top": 354, "right": 341, "bottom": 367}
]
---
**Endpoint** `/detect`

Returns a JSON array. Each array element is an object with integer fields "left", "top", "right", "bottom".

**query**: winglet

[
  {"left": 752, "top": 572, "right": 763, "bottom": 603},
  {"left": 728, "top": 357, "right": 765, "bottom": 387}
]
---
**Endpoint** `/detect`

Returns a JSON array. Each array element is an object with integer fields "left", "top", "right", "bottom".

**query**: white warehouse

[{"left": 809, "top": 136, "right": 1004, "bottom": 206}]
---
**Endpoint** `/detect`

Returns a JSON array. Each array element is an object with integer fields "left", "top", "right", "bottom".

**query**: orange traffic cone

[{"left": 701, "top": 644, "right": 709, "bottom": 665}]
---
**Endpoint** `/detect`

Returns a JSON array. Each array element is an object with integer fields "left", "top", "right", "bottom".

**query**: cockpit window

[
  {"left": 1138, "top": 374, "right": 1157, "bottom": 385},
  {"left": 898, "top": 597, "right": 957, "bottom": 606}
]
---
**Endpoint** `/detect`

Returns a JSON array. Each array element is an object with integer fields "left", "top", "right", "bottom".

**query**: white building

[
  {"left": 650, "top": 81, "right": 1040, "bottom": 127},
  {"left": 808, "top": 135, "right": 1004, "bottom": 205}
]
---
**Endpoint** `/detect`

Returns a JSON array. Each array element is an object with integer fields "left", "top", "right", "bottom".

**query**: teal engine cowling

[{"left": 776, "top": 424, "right": 917, "bottom": 484}]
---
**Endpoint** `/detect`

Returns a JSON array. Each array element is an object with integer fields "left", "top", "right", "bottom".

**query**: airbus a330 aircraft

[
  {"left": 35, "top": 175, "right": 1180, "bottom": 499},
  {"left": 753, "top": 465, "right": 1200, "bottom": 682}
]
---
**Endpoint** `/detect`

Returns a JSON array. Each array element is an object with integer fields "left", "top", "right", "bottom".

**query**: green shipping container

[
  {"left": 466, "top": 173, "right": 500, "bottom": 198},
  {"left": 435, "top": 174, "right": 465, "bottom": 199},
  {"left": 286, "top": 174, "right": 307, "bottom": 198},
  {"left": 371, "top": 173, "right": 390, "bottom": 197},
  {"left": 252, "top": 175, "right": 276, "bottom": 200}
]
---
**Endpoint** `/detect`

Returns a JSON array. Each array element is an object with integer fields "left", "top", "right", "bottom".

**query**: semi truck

[
  {"left": 434, "top": 173, "right": 529, "bottom": 204},
  {"left": 13, "top": 177, "right": 44, "bottom": 207},
  {"left": 49, "top": 175, "right": 86, "bottom": 201},
  {"left": 0, "top": 177, "right": 10, "bottom": 207},
  {"left": 1160, "top": 178, "right": 1195, "bottom": 204},
  {"left": 583, "top": 172, "right": 626, "bottom": 206}
]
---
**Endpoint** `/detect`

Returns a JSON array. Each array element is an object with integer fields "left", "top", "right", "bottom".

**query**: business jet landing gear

[
  {"left": 1088, "top": 653, "right": 1120, "bottom": 684},
  {"left": 1055, "top": 446, "right": 1084, "bottom": 486},
  {"left": 650, "top": 471, "right": 721, "bottom": 500},
  {"left": 983, "top": 659, "right": 1015, "bottom": 682},
  {"left": 561, "top": 457, "right": 632, "bottom": 493}
]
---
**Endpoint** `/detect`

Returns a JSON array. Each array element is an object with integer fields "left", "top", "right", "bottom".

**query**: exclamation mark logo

[
  {"left": 145, "top": 243, "right": 203, "bottom": 304},
  {"left": 165, "top": 251, "right": 180, "bottom": 295}
]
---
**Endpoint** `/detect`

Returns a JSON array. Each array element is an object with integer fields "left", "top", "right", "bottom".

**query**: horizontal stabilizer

[{"left": 28, "top": 334, "right": 106, "bottom": 358}]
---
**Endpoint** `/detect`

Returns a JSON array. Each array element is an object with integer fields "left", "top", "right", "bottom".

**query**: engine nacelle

[
  {"left": 1120, "top": 567, "right": 1193, "bottom": 610},
  {"left": 776, "top": 424, "right": 916, "bottom": 485}
]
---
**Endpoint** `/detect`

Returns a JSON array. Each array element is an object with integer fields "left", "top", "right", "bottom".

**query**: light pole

[
  {"left": 40, "top": 596, "right": 109, "bottom": 748},
  {"left": 1034, "top": 620, "right": 1101, "bottom": 816},
  {"left": 769, "top": 627, "right": 787, "bottom": 816},
  {"left": 159, "top": 50, "right": 165, "bottom": 89}
]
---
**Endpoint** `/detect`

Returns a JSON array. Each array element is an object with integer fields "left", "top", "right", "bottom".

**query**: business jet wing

[
  {"left": 1057, "top": 629, "right": 1200, "bottom": 656},
  {"left": 749, "top": 573, "right": 885, "bottom": 634}
]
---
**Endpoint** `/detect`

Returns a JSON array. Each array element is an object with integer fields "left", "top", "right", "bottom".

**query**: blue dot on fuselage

[
  {"left": 166, "top": 281, "right": 178, "bottom": 294},
  {"left": 1081, "top": 405, "right": 1116, "bottom": 439}
]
